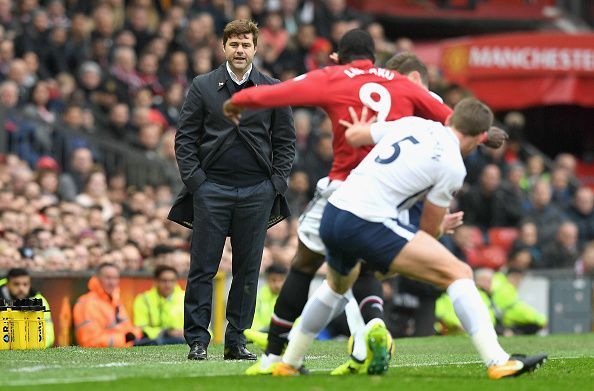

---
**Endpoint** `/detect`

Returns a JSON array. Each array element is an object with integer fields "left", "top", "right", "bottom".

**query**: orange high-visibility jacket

[{"left": 73, "top": 276, "right": 142, "bottom": 347}]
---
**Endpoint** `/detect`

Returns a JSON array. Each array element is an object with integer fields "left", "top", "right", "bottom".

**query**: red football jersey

[{"left": 232, "top": 59, "right": 453, "bottom": 181}]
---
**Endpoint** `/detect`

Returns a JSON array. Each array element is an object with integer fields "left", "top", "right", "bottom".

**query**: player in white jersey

[
  {"left": 272, "top": 98, "right": 547, "bottom": 379},
  {"left": 330, "top": 115, "right": 464, "bottom": 227}
]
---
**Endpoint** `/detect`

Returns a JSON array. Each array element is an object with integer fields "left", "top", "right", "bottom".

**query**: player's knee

[
  {"left": 326, "top": 277, "right": 349, "bottom": 295},
  {"left": 439, "top": 260, "right": 472, "bottom": 289},
  {"left": 452, "top": 261, "right": 473, "bottom": 281}
]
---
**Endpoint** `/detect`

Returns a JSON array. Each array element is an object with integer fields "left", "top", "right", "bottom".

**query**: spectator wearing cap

[
  {"left": 133, "top": 265, "right": 185, "bottom": 345},
  {"left": 36, "top": 157, "right": 60, "bottom": 202}
]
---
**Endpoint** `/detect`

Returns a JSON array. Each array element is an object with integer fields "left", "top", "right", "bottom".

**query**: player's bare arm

[{"left": 419, "top": 200, "right": 448, "bottom": 238}]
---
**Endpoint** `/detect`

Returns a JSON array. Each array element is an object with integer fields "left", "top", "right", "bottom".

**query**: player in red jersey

[{"left": 224, "top": 29, "right": 505, "bottom": 375}]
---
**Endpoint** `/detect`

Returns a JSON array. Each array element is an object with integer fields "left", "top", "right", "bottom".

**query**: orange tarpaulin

[{"left": 440, "top": 33, "right": 594, "bottom": 110}]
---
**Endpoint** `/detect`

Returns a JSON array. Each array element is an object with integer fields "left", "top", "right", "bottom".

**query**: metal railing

[{"left": 1, "top": 113, "right": 172, "bottom": 189}]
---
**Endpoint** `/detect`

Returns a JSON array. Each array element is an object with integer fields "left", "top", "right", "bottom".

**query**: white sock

[
  {"left": 260, "top": 353, "right": 281, "bottom": 370},
  {"left": 282, "top": 328, "right": 316, "bottom": 368},
  {"left": 344, "top": 290, "right": 366, "bottom": 335},
  {"left": 282, "top": 280, "right": 348, "bottom": 368},
  {"left": 343, "top": 290, "right": 368, "bottom": 362},
  {"left": 447, "top": 279, "right": 509, "bottom": 367}
]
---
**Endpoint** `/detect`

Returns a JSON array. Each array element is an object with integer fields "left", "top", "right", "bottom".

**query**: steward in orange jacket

[{"left": 73, "top": 263, "right": 142, "bottom": 347}]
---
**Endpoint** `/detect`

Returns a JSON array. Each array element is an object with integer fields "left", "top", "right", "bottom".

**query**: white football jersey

[{"left": 329, "top": 116, "right": 466, "bottom": 223}]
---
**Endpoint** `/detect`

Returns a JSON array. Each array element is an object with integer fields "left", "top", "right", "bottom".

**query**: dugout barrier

[
  {"left": 25, "top": 271, "right": 226, "bottom": 347},
  {"left": 3, "top": 270, "right": 591, "bottom": 347}
]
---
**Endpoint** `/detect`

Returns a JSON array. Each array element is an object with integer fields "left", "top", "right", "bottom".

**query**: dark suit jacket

[{"left": 168, "top": 63, "right": 296, "bottom": 229}]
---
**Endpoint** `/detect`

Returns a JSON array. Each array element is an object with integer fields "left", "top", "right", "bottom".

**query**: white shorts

[{"left": 297, "top": 177, "right": 343, "bottom": 255}]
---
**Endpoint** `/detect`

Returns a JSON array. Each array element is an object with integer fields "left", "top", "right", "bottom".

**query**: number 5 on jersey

[{"left": 375, "top": 136, "right": 419, "bottom": 165}]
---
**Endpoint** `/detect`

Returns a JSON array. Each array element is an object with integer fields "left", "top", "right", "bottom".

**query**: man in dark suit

[{"left": 168, "top": 20, "right": 295, "bottom": 361}]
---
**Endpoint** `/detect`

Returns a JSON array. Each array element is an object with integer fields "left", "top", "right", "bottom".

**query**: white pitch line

[
  {"left": 2, "top": 356, "right": 591, "bottom": 386},
  {"left": 306, "top": 356, "right": 592, "bottom": 373},
  {"left": 4, "top": 375, "right": 119, "bottom": 386}
]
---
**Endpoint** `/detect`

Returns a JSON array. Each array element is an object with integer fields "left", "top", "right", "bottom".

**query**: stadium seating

[{"left": 488, "top": 228, "right": 519, "bottom": 254}]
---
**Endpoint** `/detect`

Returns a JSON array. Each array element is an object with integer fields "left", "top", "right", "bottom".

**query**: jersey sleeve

[
  {"left": 231, "top": 69, "right": 329, "bottom": 109},
  {"left": 409, "top": 84, "right": 452, "bottom": 124},
  {"left": 426, "top": 162, "right": 465, "bottom": 208}
]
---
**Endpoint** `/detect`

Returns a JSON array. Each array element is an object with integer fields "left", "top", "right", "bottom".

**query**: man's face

[
  {"left": 156, "top": 270, "right": 177, "bottom": 298},
  {"left": 575, "top": 188, "right": 594, "bottom": 215},
  {"left": 223, "top": 34, "right": 256, "bottom": 75},
  {"left": 72, "top": 149, "right": 93, "bottom": 174},
  {"left": 480, "top": 165, "right": 501, "bottom": 193},
  {"left": 0, "top": 84, "right": 18, "bottom": 108},
  {"left": 98, "top": 266, "right": 120, "bottom": 296},
  {"left": 7, "top": 275, "right": 31, "bottom": 299},
  {"left": 267, "top": 273, "right": 285, "bottom": 295},
  {"left": 558, "top": 224, "right": 578, "bottom": 249}
]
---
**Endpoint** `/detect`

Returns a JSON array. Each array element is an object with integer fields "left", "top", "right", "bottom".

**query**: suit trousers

[{"left": 184, "top": 179, "right": 276, "bottom": 347}]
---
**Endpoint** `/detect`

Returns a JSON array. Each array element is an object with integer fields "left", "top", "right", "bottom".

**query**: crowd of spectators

[{"left": 0, "top": 0, "right": 593, "bottom": 282}]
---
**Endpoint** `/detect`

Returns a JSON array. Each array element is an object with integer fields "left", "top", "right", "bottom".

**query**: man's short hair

[
  {"left": 450, "top": 98, "right": 493, "bottom": 137},
  {"left": 385, "top": 52, "right": 428, "bottom": 87},
  {"left": 338, "top": 28, "right": 375, "bottom": 64},
  {"left": 154, "top": 264, "right": 178, "bottom": 279},
  {"left": 265, "top": 264, "right": 288, "bottom": 276},
  {"left": 97, "top": 262, "right": 119, "bottom": 274},
  {"left": 7, "top": 268, "right": 30, "bottom": 281},
  {"left": 223, "top": 19, "right": 259, "bottom": 47}
]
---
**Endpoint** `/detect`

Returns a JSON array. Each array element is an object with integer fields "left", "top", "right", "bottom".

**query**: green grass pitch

[{"left": 1, "top": 334, "right": 592, "bottom": 390}]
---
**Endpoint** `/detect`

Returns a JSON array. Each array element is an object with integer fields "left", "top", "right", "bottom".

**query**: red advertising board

[{"left": 440, "top": 33, "right": 594, "bottom": 110}]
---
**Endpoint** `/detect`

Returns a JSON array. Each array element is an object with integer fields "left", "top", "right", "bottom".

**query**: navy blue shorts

[{"left": 320, "top": 203, "right": 418, "bottom": 276}]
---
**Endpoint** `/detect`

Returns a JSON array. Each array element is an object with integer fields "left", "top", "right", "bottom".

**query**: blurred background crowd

[{"left": 0, "top": 0, "right": 593, "bottom": 342}]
